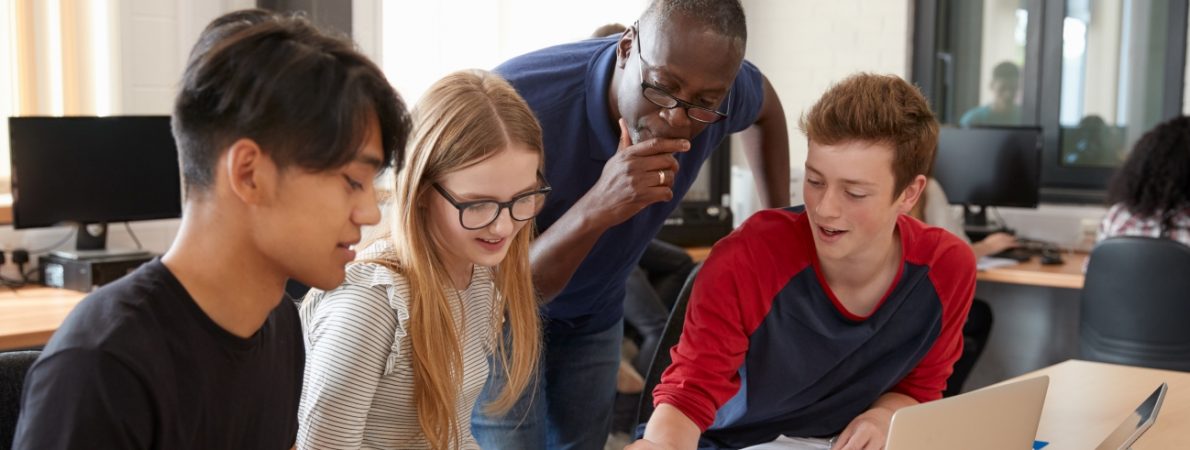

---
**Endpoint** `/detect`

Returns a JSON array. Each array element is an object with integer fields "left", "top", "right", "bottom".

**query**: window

[
  {"left": 1, "top": 0, "right": 17, "bottom": 194},
  {"left": 913, "top": 0, "right": 1188, "bottom": 203},
  {"left": 921, "top": 0, "right": 1034, "bottom": 127},
  {"left": 1, "top": 0, "right": 117, "bottom": 196}
]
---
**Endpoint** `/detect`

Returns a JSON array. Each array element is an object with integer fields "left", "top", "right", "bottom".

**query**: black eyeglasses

[
  {"left": 432, "top": 174, "right": 552, "bottom": 230},
  {"left": 635, "top": 26, "right": 729, "bottom": 124}
]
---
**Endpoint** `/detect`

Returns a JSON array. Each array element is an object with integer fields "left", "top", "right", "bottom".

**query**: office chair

[
  {"left": 635, "top": 262, "right": 702, "bottom": 427},
  {"left": 944, "top": 298, "right": 994, "bottom": 397},
  {"left": 0, "top": 350, "right": 40, "bottom": 450},
  {"left": 1081, "top": 236, "right": 1190, "bottom": 372}
]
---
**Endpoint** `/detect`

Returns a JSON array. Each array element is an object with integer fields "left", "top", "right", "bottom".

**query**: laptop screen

[{"left": 1094, "top": 383, "right": 1167, "bottom": 450}]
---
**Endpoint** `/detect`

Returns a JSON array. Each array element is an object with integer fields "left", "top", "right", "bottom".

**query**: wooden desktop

[
  {"left": 0, "top": 286, "right": 86, "bottom": 351},
  {"left": 1002, "top": 360, "right": 1190, "bottom": 449},
  {"left": 976, "top": 252, "right": 1086, "bottom": 289}
]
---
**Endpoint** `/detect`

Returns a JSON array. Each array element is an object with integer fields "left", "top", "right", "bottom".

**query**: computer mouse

[{"left": 1040, "top": 249, "right": 1064, "bottom": 265}]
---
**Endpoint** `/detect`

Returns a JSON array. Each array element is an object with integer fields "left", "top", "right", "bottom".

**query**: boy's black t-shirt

[{"left": 13, "top": 259, "right": 305, "bottom": 450}]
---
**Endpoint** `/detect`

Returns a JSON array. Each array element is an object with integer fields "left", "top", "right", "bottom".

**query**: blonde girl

[{"left": 297, "top": 69, "right": 545, "bottom": 449}]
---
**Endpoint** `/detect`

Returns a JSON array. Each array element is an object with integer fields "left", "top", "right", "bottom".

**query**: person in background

[
  {"left": 911, "top": 178, "right": 1017, "bottom": 258},
  {"left": 473, "top": 1, "right": 790, "bottom": 448},
  {"left": 959, "top": 61, "right": 1022, "bottom": 128},
  {"left": 624, "top": 239, "right": 697, "bottom": 378},
  {"left": 14, "top": 9, "right": 409, "bottom": 449},
  {"left": 1098, "top": 115, "right": 1190, "bottom": 247},
  {"left": 297, "top": 70, "right": 546, "bottom": 449},
  {"left": 631, "top": 73, "right": 976, "bottom": 450},
  {"left": 1063, "top": 115, "right": 1123, "bottom": 167}
]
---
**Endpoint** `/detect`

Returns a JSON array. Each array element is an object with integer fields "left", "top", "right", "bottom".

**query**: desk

[
  {"left": 686, "top": 246, "right": 712, "bottom": 263},
  {"left": 0, "top": 286, "right": 86, "bottom": 351},
  {"left": 1002, "top": 360, "right": 1190, "bottom": 449},
  {"left": 976, "top": 253, "right": 1087, "bottom": 289}
]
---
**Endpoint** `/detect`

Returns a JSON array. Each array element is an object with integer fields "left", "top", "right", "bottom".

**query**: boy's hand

[{"left": 832, "top": 406, "right": 893, "bottom": 449}]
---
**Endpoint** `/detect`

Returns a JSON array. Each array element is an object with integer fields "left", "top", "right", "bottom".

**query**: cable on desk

[{"left": 123, "top": 222, "right": 143, "bottom": 250}]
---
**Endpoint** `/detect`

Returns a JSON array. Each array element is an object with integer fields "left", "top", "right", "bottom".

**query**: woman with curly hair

[{"left": 1099, "top": 116, "right": 1190, "bottom": 247}]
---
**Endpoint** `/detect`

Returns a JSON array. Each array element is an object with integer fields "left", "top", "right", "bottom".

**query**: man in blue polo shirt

[{"left": 472, "top": 1, "right": 790, "bottom": 448}]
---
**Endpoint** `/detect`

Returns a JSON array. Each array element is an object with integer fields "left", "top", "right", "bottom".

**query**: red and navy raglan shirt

[{"left": 652, "top": 206, "right": 976, "bottom": 449}]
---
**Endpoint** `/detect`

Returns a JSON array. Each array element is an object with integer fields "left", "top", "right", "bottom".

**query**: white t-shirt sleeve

[{"left": 924, "top": 178, "right": 970, "bottom": 244}]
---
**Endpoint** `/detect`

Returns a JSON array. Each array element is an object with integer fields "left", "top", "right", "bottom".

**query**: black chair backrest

[
  {"left": 635, "top": 262, "right": 702, "bottom": 426},
  {"left": 0, "top": 350, "right": 41, "bottom": 450},
  {"left": 1081, "top": 236, "right": 1190, "bottom": 371}
]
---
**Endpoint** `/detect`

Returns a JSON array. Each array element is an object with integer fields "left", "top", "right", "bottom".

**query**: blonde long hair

[{"left": 364, "top": 69, "right": 543, "bottom": 449}]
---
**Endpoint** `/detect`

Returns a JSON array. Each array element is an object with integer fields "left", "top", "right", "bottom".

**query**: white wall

[
  {"left": 369, "top": 0, "right": 646, "bottom": 106},
  {"left": 730, "top": 0, "right": 912, "bottom": 218},
  {"left": 743, "top": 0, "right": 912, "bottom": 171}
]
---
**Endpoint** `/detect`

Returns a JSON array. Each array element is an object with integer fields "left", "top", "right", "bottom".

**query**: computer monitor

[
  {"left": 934, "top": 126, "right": 1042, "bottom": 228},
  {"left": 8, "top": 116, "right": 182, "bottom": 257}
]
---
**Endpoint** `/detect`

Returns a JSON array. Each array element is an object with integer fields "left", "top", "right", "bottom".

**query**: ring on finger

[{"left": 658, "top": 169, "right": 666, "bottom": 186}]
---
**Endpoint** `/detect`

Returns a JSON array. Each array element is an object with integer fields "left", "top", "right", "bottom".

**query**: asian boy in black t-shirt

[{"left": 13, "top": 9, "right": 410, "bottom": 449}]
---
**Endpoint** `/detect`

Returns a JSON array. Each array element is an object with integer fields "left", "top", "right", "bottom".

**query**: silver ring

[{"left": 658, "top": 169, "right": 666, "bottom": 186}]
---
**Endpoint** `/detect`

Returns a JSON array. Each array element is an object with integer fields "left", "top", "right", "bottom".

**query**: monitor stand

[
  {"left": 50, "top": 222, "right": 151, "bottom": 261},
  {"left": 962, "top": 205, "right": 1008, "bottom": 242}
]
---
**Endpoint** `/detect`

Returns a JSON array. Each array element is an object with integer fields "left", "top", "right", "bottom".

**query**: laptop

[{"left": 885, "top": 376, "right": 1050, "bottom": 450}]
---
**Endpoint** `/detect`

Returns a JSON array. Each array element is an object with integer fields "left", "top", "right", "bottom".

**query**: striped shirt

[
  {"left": 1097, "top": 203, "right": 1190, "bottom": 247},
  {"left": 296, "top": 242, "right": 499, "bottom": 449}
]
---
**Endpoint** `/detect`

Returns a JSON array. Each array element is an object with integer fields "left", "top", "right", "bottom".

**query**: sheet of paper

[
  {"left": 740, "top": 435, "right": 833, "bottom": 450},
  {"left": 978, "top": 256, "right": 1020, "bottom": 271}
]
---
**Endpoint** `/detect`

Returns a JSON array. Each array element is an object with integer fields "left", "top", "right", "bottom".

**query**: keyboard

[
  {"left": 990, "top": 247, "right": 1037, "bottom": 262},
  {"left": 990, "top": 238, "right": 1055, "bottom": 262}
]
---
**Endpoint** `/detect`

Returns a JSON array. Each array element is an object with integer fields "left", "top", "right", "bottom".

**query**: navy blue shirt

[{"left": 495, "top": 37, "right": 766, "bottom": 335}]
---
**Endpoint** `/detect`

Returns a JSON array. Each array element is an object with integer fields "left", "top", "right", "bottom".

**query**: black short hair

[
  {"left": 642, "top": 0, "right": 747, "bottom": 42},
  {"left": 172, "top": 9, "right": 410, "bottom": 194},
  {"left": 992, "top": 61, "right": 1020, "bottom": 81},
  {"left": 1108, "top": 115, "right": 1190, "bottom": 231}
]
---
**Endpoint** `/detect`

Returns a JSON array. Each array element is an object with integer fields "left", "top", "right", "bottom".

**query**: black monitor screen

[
  {"left": 9, "top": 116, "right": 182, "bottom": 229},
  {"left": 934, "top": 126, "right": 1042, "bottom": 208}
]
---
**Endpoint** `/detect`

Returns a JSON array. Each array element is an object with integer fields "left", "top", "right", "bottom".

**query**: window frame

[{"left": 912, "top": 0, "right": 1189, "bottom": 204}]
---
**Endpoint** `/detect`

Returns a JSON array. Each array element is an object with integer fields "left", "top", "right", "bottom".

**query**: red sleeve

[
  {"left": 651, "top": 211, "right": 795, "bottom": 431},
  {"left": 891, "top": 232, "right": 977, "bottom": 403}
]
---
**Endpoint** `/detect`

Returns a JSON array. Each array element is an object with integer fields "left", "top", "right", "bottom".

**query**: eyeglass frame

[
  {"left": 633, "top": 23, "right": 730, "bottom": 124},
  {"left": 431, "top": 173, "right": 552, "bottom": 230}
]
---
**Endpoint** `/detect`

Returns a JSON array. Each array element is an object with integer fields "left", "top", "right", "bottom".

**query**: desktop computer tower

[{"left": 39, "top": 252, "right": 154, "bottom": 293}]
